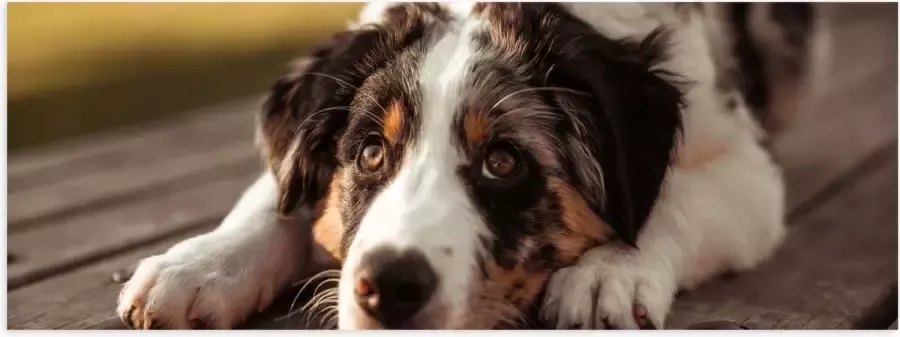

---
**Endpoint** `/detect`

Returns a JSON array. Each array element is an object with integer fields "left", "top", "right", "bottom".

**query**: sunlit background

[{"left": 8, "top": 3, "right": 364, "bottom": 152}]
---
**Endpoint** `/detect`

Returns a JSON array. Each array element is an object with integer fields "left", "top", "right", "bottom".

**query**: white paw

[
  {"left": 116, "top": 234, "right": 281, "bottom": 329},
  {"left": 540, "top": 246, "right": 676, "bottom": 329}
]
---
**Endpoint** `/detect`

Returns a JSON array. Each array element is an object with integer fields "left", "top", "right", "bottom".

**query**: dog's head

[{"left": 258, "top": 3, "right": 682, "bottom": 329}]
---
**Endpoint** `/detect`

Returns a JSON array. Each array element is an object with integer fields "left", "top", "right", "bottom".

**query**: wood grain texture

[
  {"left": 8, "top": 143, "right": 257, "bottom": 229},
  {"left": 7, "top": 226, "right": 214, "bottom": 329},
  {"left": 772, "top": 3, "right": 897, "bottom": 216},
  {"left": 7, "top": 97, "right": 261, "bottom": 230},
  {"left": 6, "top": 97, "right": 266, "bottom": 328},
  {"left": 7, "top": 162, "right": 259, "bottom": 289},
  {"left": 667, "top": 147, "right": 898, "bottom": 329},
  {"left": 8, "top": 96, "right": 259, "bottom": 188}
]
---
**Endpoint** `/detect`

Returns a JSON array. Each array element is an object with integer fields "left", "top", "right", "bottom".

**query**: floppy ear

[
  {"left": 550, "top": 24, "right": 685, "bottom": 246},
  {"left": 258, "top": 5, "right": 433, "bottom": 215},
  {"left": 257, "top": 28, "right": 383, "bottom": 215}
]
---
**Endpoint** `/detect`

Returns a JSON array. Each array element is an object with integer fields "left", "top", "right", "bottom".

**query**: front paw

[
  {"left": 540, "top": 247, "right": 675, "bottom": 329},
  {"left": 116, "top": 235, "right": 276, "bottom": 329}
]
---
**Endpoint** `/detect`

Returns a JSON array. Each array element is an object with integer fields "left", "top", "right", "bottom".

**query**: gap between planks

[
  {"left": 7, "top": 96, "right": 262, "bottom": 184},
  {"left": 7, "top": 225, "right": 216, "bottom": 329},
  {"left": 7, "top": 161, "right": 261, "bottom": 290}
]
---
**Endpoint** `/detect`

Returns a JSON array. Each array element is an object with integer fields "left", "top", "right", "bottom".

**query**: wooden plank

[
  {"left": 772, "top": 3, "right": 897, "bottom": 215},
  {"left": 7, "top": 161, "right": 259, "bottom": 289},
  {"left": 7, "top": 96, "right": 259, "bottom": 189},
  {"left": 8, "top": 139, "right": 257, "bottom": 230},
  {"left": 7, "top": 225, "right": 215, "bottom": 329},
  {"left": 6, "top": 98, "right": 268, "bottom": 328},
  {"left": 667, "top": 150, "right": 898, "bottom": 329}
]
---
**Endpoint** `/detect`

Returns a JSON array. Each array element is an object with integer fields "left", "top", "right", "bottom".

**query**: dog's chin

[
  {"left": 338, "top": 305, "right": 527, "bottom": 330},
  {"left": 335, "top": 283, "right": 537, "bottom": 329},
  {"left": 337, "top": 300, "right": 452, "bottom": 330}
]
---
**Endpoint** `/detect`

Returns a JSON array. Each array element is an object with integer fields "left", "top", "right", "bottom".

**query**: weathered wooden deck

[{"left": 7, "top": 3, "right": 898, "bottom": 330}]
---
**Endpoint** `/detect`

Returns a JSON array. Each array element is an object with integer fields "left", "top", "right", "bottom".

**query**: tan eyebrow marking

[
  {"left": 383, "top": 100, "right": 404, "bottom": 144},
  {"left": 463, "top": 110, "right": 489, "bottom": 150}
]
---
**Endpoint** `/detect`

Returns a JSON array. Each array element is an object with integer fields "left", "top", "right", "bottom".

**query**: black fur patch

[
  {"left": 256, "top": 3, "right": 443, "bottom": 254},
  {"left": 463, "top": 3, "right": 684, "bottom": 260}
]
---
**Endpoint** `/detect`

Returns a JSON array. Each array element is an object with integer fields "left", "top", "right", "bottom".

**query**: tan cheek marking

[
  {"left": 464, "top": 261, "right": 550, "bottom": 328},
  {"left": 549, "top": 230, "right": 592, "bottom": 265},
  {"left": 383, "top": 101, "right": 403, "bottom": 144},
  {"left": 312, "top": 171, "right": 344, "bottom": 262},
  {"left": 550, "top": 178, "right": 611, "bottom": 241},
  {"left": 463, "top": 180, "right": 610, "bottom": 328},
  {"left": 548, "top": 178, "right": 611, "bottom": 262},
  {"left": 463, "top": 111, "right": 489, "bottom": 150}
]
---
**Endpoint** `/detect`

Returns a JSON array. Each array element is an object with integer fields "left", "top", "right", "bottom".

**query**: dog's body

[{"left": 117, "top": 3, "right": 809, "bottom": 329}]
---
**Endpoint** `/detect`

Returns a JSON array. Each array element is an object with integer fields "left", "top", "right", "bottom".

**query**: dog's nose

[{"left": 354, "top": 246, "right": 438, "bottom": 328}]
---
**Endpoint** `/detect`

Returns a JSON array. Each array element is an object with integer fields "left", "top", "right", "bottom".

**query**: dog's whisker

[
  {"left": 290, "top": 270, "right": 342, "bottom": 287},
  {"left": 302, "top": 72, "right": 361, "bottom": 91},
  {"left": 305, "top": 295, "right": 339, "bottom": 328},
  {"left": 489, "top": 86, "right": 591, "bottom": 113},
  {"left": 282, "top": 270, "right": 340, "bottom": 328},
  {"left": 299, "top": 290, "right": 336, "bottom": 313},
  {"left": 358, "top": 108, "right": 386, "bottom": 129},
  {"left": 488, "top": 106, "right": 560, "bottom": 132},
  {"left": 299, "top": 72, "right": 390, "bottom": 125},
  {"left": 314, "top": 306, "right": 340, "bottom": 330},
  {"left": 297, "top": 287, "right": 339, "bottom": 328},
  {"left": 302, "top": 293, "right": 338, "bottom": 313},
  {"left": 294, "top": 106, "right": 351, "bottom": 134},
  {"left": 316, "top": 306, "right": 341, "bottom": 328}
]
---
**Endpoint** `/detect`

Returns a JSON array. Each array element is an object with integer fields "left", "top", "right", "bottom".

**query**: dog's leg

[
  {"left": 117, "top": 172, "right": 310, "bottom": 329},
  {"left": 541, "top": 137, "right": 787, "bottom": 329}
]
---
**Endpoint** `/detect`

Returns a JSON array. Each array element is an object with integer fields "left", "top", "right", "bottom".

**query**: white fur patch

[
  {"left": 541, "top": 4, "right": 785, "bottom": 329},
  {"left": 338, "top": 11, "right": 490, "bottom": 330}
]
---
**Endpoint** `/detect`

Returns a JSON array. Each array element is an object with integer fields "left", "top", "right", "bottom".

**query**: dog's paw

[
  {"left": 540, "top": 246, "right": 676, "bottom": 329},
  {"left": 116, "top": 234, "right": 277, "bottom": 329}
]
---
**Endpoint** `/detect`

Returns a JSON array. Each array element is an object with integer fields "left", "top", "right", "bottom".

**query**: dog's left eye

[
  {"left": 482, "top": 145, "right": 519, "bottom": 180},
  {"left": 358, "top": 134, "right": 385, "bottom": 172}
]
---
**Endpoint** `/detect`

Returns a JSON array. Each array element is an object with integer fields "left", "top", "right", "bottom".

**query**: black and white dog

[{"left": 117, "top": 3, "right": 810, "bottom": 329}]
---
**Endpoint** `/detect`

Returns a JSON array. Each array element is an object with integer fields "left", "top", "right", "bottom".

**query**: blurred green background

[{"left": 8, "top": 3, "right": 365, "bottom": 153}]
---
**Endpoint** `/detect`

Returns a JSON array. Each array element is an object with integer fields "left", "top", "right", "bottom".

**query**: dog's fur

[{"left": 117, "top": 3, "right": 810, "bottom": 329}]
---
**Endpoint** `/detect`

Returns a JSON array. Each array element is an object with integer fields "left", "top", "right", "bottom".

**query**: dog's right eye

[
  {"left": 481, "top": 143, "right": 522, "bottom": 181},
  {"left": 358, "top": 135, "right": 385, "bottom": 172}
]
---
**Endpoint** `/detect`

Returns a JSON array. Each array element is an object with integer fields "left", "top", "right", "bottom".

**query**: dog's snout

[{"left": 354, "top": 246, "right": 438, "bottom": 328}]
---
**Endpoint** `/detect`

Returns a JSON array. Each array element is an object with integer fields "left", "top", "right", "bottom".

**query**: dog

[{"left": 116, "top": 2, "right": 811, "bottom": 329}]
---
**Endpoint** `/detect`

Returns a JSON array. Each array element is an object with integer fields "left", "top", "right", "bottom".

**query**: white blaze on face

[{"left": 338, "top": 12, "right": 491, "bottom": 329}]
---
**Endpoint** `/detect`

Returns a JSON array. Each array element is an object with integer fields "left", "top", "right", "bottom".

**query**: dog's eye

[
  {"left": 359, "top": 135, "right": 385, "bottom": 172},
  {"left": 482, "top": 145, "right": 519, "bottom": 180}
]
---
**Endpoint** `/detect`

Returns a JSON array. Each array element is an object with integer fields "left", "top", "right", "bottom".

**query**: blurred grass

[{"left": 8, "top": 3, "right": 364, "bottom": 153}]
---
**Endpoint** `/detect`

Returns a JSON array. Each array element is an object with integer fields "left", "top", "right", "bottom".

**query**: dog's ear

[
  {"left": 258, "top": 5, "right": 433, "bottom": 215},
  {"left": 550, "top": 19, "right": 685, "bottom": 246},
  {"left": 257, "top": 28, "right": 383, "bottom": 215}
]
